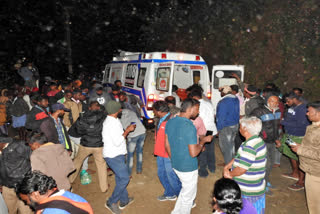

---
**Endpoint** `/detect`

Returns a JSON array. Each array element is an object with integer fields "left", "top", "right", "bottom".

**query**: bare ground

[{"left": 73, "top": 130, "right": 308, "bottom": 214}]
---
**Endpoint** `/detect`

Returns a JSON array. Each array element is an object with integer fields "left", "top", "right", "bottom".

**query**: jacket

[
  {"left": 297, "top": 123, "right": 320, "bottom": 177},
  {"left": 0, "top": 140, "right": 31, "bottom": 188},
  {"left": 31, "top": 143, "right": 75, "bottom": 190},
  {"left": 26, "top": 105, "right": 50, "bottom": 131},
  {"left": 0, "top": 98, "right": 7, "bottom": 126},
  {"left": 216, "top": 94, "right": 239, "bottom": 131},
  {"left": 39, "top": 117, "right": 72, "bottom": 151},
  {"left": 154, "top": 114, "right": 171, "bottom": 158},
  {"left": 75, "top": 110, "right": 106, "bottom": 148},
  {"left": 63, "top": 99, "right": 82, "bottom": 128},
  {"left": 250, "top": 105, "right": 281, "bottom": 143},
  {"left": 10, "top": 97, "right": 29, "bottom": 117},
  {"left": 281, "top": 104, "right": 310, "bottom": 136},
  {"left": 89, "top": 92, "right": 110, "bottom": 110},
  {"left": 245, "top": 95, "right": 264, "bottom": 116}
]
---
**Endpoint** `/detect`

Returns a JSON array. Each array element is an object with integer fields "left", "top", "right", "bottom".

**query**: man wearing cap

[
  {"left": 244, "top": 85, "right": 264, "bottom": 116},
  {"left": 216, "top": 85, "right": 240, "bottom": 165},
  {"left": 39, "top": 103, "right": 72, "bottom": 152},
  {"left": 102, "top": 101, "right": 136, "bottom": 214}
]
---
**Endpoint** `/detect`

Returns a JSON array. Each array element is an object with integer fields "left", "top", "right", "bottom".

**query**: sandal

[
  {"left": 281, "top": 173, "right": 299, "bottom": 181},
  {"left": 288, "top": 183, "right": 304, "bottom": 191}
]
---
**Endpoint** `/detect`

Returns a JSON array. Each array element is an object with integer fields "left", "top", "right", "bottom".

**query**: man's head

[
  {"left": 186, "top": 84, "right": 203, "bottom": 96},
  {"left": 111, "top": 85, "right": 121, "bottom": 96},
  {"left": 28, "top": 133, "right": 48, "bottom": 151},
  {"left": 89, "top": 101, "right": 101, "bottom": 111},
  {"left": 152, "top": 101, "right": 170, "bottom": 118},
  {"left": 114, "top": 80, "right": 122, "bottom": 88},
  {"left": 16, "top": 171, "right": 57, "bottom": 209},
  {"left": 106, "top": 101, "right": 122, "bottom": 118},
  {"left": 219, "top": 85, "right": 232, "bottom": 97},
  {"left": 64, "top": 90, "right": 72, "bottom": 100},
  {"left": 264, "top": 92, "right": 280, "bottom": 110},
  {"left": 230, "top": 85, "right": 239, "bottom": 95},
  {"left": 285, "top": 92, "right": 301, "bottom": 107},
  {"left": 119, "top": 92, "right": 127, "bottom": 102},
  {"left": 36, "top": 95, "right": 49, "bottom": 108},
  {"left": 72, "top": 90, "right": 82, "bottom": 101},
  {"left": 180, "top": 98, "right": 200, "bottom": 119},
  {"left": 51, "top": 103, "right": 70, "bottom": 117},
  {"left": 292, "top": 88, "right": 303, "bottom": 97},
  {"left": 49, "top": 82, "right": 57, "bottom": 91},
  {"left": 188, "top": 88, "right": 202, "bottom": 100},
  {"left": 239, "top": 116, "right": 262, "bottom": 138},
  {"left": 244, "top": 85, "right": 257, "bottom": 98},
  {"left": 96, "top": 87, "right": 104, "bottom": 96},
  {"left": 172, "top": 85, "right": 178, "bottom": 93},
  {"left": 165, "top": 96, "right": 176, "bottom": 106},
  {"left": 307, "top": 101, "right": 320, "bottom": 122}
]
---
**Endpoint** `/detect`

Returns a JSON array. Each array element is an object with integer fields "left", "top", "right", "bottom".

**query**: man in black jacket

[
  {"left": 250, "top": 93, "right": 281, "bottom": 196},
  {"left": 0, "top": 136, "right": 32, "bottom": 214},
  {"left": 39, "top": 103, "right": 72, "bottom": 152},
  {"left": 69, "top": 101, "right": 108, "bottom": 192},
  {"left": 25, "top": 95, "right": 50, "bottom": 131}
]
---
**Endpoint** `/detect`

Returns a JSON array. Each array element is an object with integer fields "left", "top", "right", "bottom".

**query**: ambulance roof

[{"left": 112, "top": 51, "right": 206, "bottom": 63}]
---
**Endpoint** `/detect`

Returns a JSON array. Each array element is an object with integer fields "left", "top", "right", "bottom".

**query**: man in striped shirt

[{"left": 224, "top": 116, "right": 267, "bottom": 214}]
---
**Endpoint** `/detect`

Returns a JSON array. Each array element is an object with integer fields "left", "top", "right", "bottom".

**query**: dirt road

[{"left": 73, "top": 130, "right": 308, "bottom": 214}]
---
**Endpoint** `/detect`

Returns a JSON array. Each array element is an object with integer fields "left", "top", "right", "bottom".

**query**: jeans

[
  {"left": 127, "top": 133, "right": 146, "bottom": 175},
  {"left": 105, "top": 155, "right": 130, "bottom": 204},
  {"left": 218, "top": 124, "right": 239, "bottom": 164},
  {"left": 157, "top": 156, "right": 181, "bottom": 197},
  {"left": 171, "top": 169, "right": 198, "bottom": 214},
  {"left": 70, "top": 136, "right": 88, "bottom": 170},
  {"left": 198, "top": 136, "right": 216, "bottom": 176},
  {"left": 265, "top": 143, "right": 276, "bottom": 184},
  {"left": 274, "top": 149, "right": 282, "bottom": 165}
]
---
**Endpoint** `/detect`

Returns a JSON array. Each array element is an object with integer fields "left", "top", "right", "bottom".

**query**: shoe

[
  {"left": 281, "top": 173, "right": 299, "bottom": 181},
  {"left": 288, "top": 183, "right": 304, "bottom": 191},
  {"left": 265, "top": 187, "right": 273, "bottom": 196},
  {"left": 119, "top": 197, "right": 134, "bottom": 209},
  {"left": 157, "top": 195, "right": 177, "bottom": 201},
  {"left": 192, "top": 200, "right": 196, "bottom": 208},
  {"left": 105, "top": 201, "right": 121, "bottom": 214},
  {"left": 267, "top": 182, "right": 276, "bottom": 189}
]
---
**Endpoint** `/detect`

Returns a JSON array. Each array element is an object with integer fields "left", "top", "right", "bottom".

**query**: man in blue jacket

[{"left": 216, "top": 85, "right": 240, "bottom": 164}]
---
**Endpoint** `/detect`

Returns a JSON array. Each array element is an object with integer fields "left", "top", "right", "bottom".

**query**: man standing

[
  {"left": 291, "top": 101, "right": 320, "bottom": 214},
  {"left": 216, "top": 85, "right": 240, "bottom": 165},
  {"left": 190, "top": 89, "right": 217, "bottom": 177},
  {"left": 69, "top": 101, "right": 108, "bottom": 193},
  {"left": 153, "top": 101, "right": 181, "bottom": 201},
  {"left": 26, "top": 95, "right": 50, "bottom": 131},
  {"left": 165, "top": 98, "right": 213, "bottom": 214},
  {"left": 63, "top": 90, "right": 82, "bottom": 129},
  {"left": 244, "top": 85, "right": 264, "bottom": 116},
  {"left": 89, "top": 87, "right": 110, "bottom": 111},
  {"left": 250, "top": 93, "right": 281, "bottom": 195},
  {"left": 277, "top": 92, "right": 309, "bottom": 191},
  {"left": 102, "top": 101, "right": 135, "bottom": 214}
]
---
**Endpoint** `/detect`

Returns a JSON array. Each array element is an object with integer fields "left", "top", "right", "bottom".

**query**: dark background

[{"left": 1, "top": 0, "right": 319, "bottom": 99}]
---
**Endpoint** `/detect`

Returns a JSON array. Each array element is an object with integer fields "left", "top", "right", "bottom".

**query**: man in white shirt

[
  {"left": 102, "top": 101, "right": 136, "bottom": 214},
  {"left": 190, "top": 89, "right": 217, "bottom": 178}
]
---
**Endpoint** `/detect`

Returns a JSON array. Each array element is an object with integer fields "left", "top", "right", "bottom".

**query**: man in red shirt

[{"left": 153, "top": 101, "right": 181, "bottom": 201}]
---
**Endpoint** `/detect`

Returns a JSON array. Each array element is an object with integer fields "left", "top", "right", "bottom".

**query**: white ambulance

[
  {"left": 102, "top": 51, "right": 211, "bottom": 124},
  {"left": 211, "top": 65, "right": 245, "bottom": 110}
]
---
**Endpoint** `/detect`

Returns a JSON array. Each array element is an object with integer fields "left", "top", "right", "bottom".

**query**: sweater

[{"left": 216, "top": 94, "right": 239, "bottom": 131}]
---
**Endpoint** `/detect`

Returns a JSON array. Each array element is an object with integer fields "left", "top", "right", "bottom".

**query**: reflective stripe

[
  {"left": 112, "top": 59, "right": 206, "bottom": 65},
  {"left": 260, "top": 112, "right": 281, "bottom": 122}
]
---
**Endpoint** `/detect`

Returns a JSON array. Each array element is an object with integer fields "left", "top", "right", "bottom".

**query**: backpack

[{"left": 0, "top": 140, "right": 31, "bottom": 188}]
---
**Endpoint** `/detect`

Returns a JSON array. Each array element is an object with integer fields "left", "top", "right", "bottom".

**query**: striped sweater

[{"left": 233, "top": 135, "right": 266, "bottom": 196}]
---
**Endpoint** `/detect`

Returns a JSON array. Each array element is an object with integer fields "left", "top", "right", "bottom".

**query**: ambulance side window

[
  {"left": 156, "top": 67, "right": 170, "bottom": 92},
  {"left": 137, "top": 68, "right": 146, "bottom": 88},
  {"left": 193, "top": 70, "right": 200, "bottom": 84},
  {"left": 125, "top": 64, "right": 138, "bottom": 88}
]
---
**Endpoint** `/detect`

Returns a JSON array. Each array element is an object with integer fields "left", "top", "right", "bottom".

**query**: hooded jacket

[
  {"left": 74, "top": 110, "right": 106, "bottom": 148},
  {"left": 31, "top": 143, "right": 74, "bottom": 190},
  {"left": 250, "top": 105, "right": 281, "bottom": 143},
  {"left": 245, "top": 95, "right": 264, "bottom": 116},
  {"left": 26, "top": 105, "right": 49, "bottom": 131}
]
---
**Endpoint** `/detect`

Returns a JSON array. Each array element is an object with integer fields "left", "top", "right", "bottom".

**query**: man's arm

[
  {"left": 165, "top": 135, "right": 171, "bottom": 158},
  {"left": 293, "top": 144, "right": 320, "bottom": 161},
  {"left": 188, "top": 135, "right": 213, "bottom": 157},
  {"left": 224, "top": 166, "right": 247, "bottom": 179}
]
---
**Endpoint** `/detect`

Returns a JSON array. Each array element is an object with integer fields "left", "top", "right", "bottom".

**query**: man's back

[{"left": 165, "top": 116, "right": 197, "bottom": 172}]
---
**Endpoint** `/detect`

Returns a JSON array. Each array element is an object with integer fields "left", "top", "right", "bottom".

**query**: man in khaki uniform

[
  {"left": 291, "top": 101, "right": 320, "bottom": 214},
  {"left": 63, "top": 90, "right": 82, "bottom": 129}
]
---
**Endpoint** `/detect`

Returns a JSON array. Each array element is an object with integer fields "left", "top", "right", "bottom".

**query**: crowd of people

[{"left": 0, "top": 70, "right": 319, "bottom": 214}]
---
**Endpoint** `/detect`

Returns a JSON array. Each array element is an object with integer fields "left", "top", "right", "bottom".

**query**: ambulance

[{"left": 102, "top": 51, "right": 211, "bottom": 125}]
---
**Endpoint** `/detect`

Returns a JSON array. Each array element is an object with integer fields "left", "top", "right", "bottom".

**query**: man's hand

[
  {"left": 126, "top": 124, "right": 136, "bottom": 132},
  {"left": 231, "top": 73, "right": 240, "bottom": 80},
  {"left": 275, "top": 140, "right": 281, "bottom": 148},
  {"left": 202, "top": 135, "right": 213, "bottom": 144},
  {"left": 223, "top": 168, "right": 232, "bottom": 179},
  {"left": 290, "top": 143, "right": 300, "bottom": 153}
]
